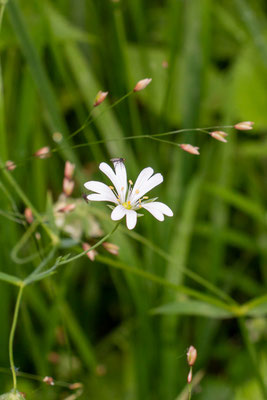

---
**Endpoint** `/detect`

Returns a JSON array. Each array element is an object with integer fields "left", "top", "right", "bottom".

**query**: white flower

[{"left": 84, "top": 159, "right": 173, "bottom": 230}]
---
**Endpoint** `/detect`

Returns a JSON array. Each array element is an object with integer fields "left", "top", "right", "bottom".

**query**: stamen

[
  {"left": 138, "top": 199, "right": 141, "bottom": 204},
  {"left": 129, "top": 180, "right": 133, "bottom": 185},
  {"left": 109, "top": 186, "right": 114, "bottom": 190},
  {"left": 121, "top": 187, "right": 124, "bottom": 191},
  {"left": 143, "top": 196, "right": 149, "bottom": 199},
  {"left": 139, "top": 205, "right": 142, "bottom": 208},
  {"left": 127, "top": 201, "right": 131, "bottom": 205},
  {"left": 135, "top": 189, "right": 140, "bottom": 194}
]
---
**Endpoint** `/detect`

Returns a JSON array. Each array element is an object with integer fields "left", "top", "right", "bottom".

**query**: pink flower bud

[
  {"left": 234, "top": 121, "right": 254, "bottom": 130},
  {"left": 34, "top": 146, "right": 51, "bottom": 159},
  {"left": 63, "top": 178, "right": 75, "bottom": 196},
  {"left": 210, "top": 130, "right": 228, "bottom": 143},
  {"left": 64, "top": 161, "right": 75, "bottom": 180},
  {"left": 187, "top": 369, "right": 192, "bottom": 384},
  {"left": 43, "top": 376, "right": 55, "bottom": 386},
  {"left": 94, "top": 91, "right": 108, "bottom": 107},
  {"left": 5, "top": 160, "right": 16, "bottom": 171},
  {"left": 179, "top": 144, "right": 200, "bottom": 155},
  {"left": 133, "top": 78, "right": 152, "bottom": 92},
  {"left": 24, "top": 208, "right": 34, "bottom": 224},
  {"left": 82, "top": 242, "right": 97, "bottom": 261},
  {"left": 102, "top": 242, "right": 119, "bottom": 255},
  {"left": 187, "top": 346, "right": 197, "bottom": 366},
  {"left": 57, "top": 203, "right": 76, "bottom": 213}
]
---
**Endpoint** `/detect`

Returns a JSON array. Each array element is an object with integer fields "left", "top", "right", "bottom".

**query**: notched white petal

[
  {"left": 126, "top": 209, "right": 137, "bottom": 230},
  {"left": 142, "top": 201, "right": 173, "bottom": 221},
  {"left": 111, "top": 205, "right": 127, "bottom": 221}
]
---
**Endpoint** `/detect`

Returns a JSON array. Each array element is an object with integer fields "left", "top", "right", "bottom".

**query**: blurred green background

[{"left": 1, "top": 0, "right": 267, "bottom": 399}]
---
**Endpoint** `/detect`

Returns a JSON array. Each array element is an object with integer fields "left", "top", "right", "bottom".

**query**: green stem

[
  {"left": 9, "top": 283, "right": 24, "bottom": 391},
  {"left": 238, "top": 318, "right": 267, "bottom": 399},
  {"left": 59, "top": 222, "right": 121, "bottom": 266}
]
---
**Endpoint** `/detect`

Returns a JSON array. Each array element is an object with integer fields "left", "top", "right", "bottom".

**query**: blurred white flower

[{"left": 84, "top": 159, "right": 173, "bottom": 230}]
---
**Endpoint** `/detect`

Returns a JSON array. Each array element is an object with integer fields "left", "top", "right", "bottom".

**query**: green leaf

[
  {"left": 0, "top": 272, "right": 21, "bottom": 286},
  {"left": 151, "top": 299, "right": 234, "bottom": 319}
]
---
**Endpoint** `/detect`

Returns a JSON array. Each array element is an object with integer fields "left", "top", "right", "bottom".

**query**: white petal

[
  {"left": 142, "top": 202, "right": 173, "bottom": 221},
  {"left": 84, "top": 180, "right": 118, "bottom": 203},
  {"left": 125, "top": 209, "right": 137, "bottom": 230},
  {"left": 111, "top": 205, "right": 127, "bottom": 221},
  {"left": 131, "top": 173, "right": 163, "bottom": 203},
  {"left": 129, "top": 167, "right": 154, "bottom": 202},
  {"left": 99, "top": 162, "right": 121, "bottom": 194},
  {"left": 114, "top": 161, "right": 128, "bottom": 202},
  {"left": 87, "top": 194, "right": 116, "bottom": 202}
]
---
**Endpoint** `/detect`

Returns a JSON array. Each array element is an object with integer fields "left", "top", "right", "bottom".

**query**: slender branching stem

[{"left": 9, "top": 283, "right": 24, "bottom": 391}]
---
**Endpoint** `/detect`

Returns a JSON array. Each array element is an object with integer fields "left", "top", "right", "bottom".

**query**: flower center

[{"left": 123, "top": 201, "right": 132, "bottom": 210}]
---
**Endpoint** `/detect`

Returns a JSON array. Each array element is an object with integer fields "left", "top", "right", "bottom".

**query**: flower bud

[
  {"left": 133, "top": 78, "right": 152, "bottom": 92},
  {"left": 187, "top": 368, "right": 192, "bottom": 384},
  {"left": 63, "top": 178, "right": 75, "bottom": 196},
  {"left": 24, "top": 208, "right": 34, "bottom": 224},
  {"left": 5, "top": 160, "right": 16, "bottom": 171},
  {"left": 94, "top": 91, "right": 108, "bottom": 107},
  {"left": 102, "top": 242, "right": 119, "bottom": 255},
  {"left": 187, "top": 345, "right": 197, "bottom": 366},
  {"left": 43, "top": 376, "right": 55, "bottom": 386},
  {"left": 64, "top": 161, "right": 75, "bottom": 180},
  {"left": 0, "top": 392, "right": 25, "bottom": 400},
  {"left": 82, "top": 242, "right": 97, "bottom": 261},
  {"left": 69, "top": 383, "right": 83, "bottom": 390},
  {"left": 234, "top": 121, "right": 254, "bottom": 130},
  {"left": 34, "top": 146, "right": 51, "bottom": 159},
  {"left": 179, "top": 144, "right": 200, "bottom": 155},
  {"left": 57, "top": 203, "right": 76, "bottom": 213},
  {"left": 210, "top": 130, "right": 228, "bottom": 143}
]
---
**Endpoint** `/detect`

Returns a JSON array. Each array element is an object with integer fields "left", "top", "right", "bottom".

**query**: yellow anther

[
  {"left": 143, "top": 196, "right": 148, "bottom": 199},
  {"left": 129, "top": 180, "right": 133, "bottom": 185},
  {"left": 109, "top": 186, "right": 114, "bottom": 190},
  {"left": 127, "top": 201, "right": 131, "bottom": 205},
  {"left": 121, "top": 187, "right": 124, "bottom": 191},
  {"left": 139, "top": 205, "right": 142, "bottom": 208},
  {"left": 135, "top": 189, "right": 140, "bottom": 194}
]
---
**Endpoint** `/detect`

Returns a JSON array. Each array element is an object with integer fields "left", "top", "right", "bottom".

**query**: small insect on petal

[
  {"left": 43, "top": 376, "right": 55, "bottom": 386},
  {"left": 102, "top": 242, "right": 119, "bottom": 255},
  {"left": 179, "top": 144, "right": 200, "bottom": 155},
  {"left": 133, "top": 78, "right": 152, "bottom": 92},
  {"left": 24, "top": 208, "right": 34, "bottom": 224},
  {"left": 94, "top": 91, "right": 108, "bottom": 107},
  {"left": 210, "top": 131, "right": 228, "bottom": 143},
  {"left": 64, "top": 161, "right": 75, "bottom": 180},
  {"left": 34, "top": 146, "right": 51, "bottom": 159},
  {"left": 63, "top": 178, "right": 75, "bottom": 196},
  {"left": 187, "top": 345, "right": 197, "bottom": 366},
  {"left": 5, "top": 160, "right": 16, "bottom": 171},
  {"left": 82, "top": 242, "right": 97, "bottom": 261},
  {"left": 234, "top": 121, "right": 254, "bottom": 130}
]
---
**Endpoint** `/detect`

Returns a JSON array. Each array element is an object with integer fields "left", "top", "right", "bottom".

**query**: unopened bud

[
  {"left": 63, "top": 178, "right": 75, "bottom": 196},
  {"left": 52, "top": 132, "right": 63, "bottom": 143},
  {"left": 187, "top": 346, "right": 197, "bottom": 366},
  {"left": 64, "top": 161, "right": 75, "bottom": 180},
  {"left": 24, "top": 208, "right": 34, "bottom": 224},
  {"left": 94, "top": 91, "right": 108, "bottom": 107},
  {"left": 102, "top": 242, "right": 119, "bottom": 255},
  {"left": 96, "top": 364, "right": 107, "bottom": 376},
  {"left": 82, "top": 242, "right": 97, "bottom": 261},
  {"left": 43, "top": 376, "right": 55, "bottom": 386},
  {"left": 210, "top": 131, "right": 228, "bottom": 143},
  {"left": 133, "top": 78, "right": 152, "bottom": 92},
  {"left": 5, "top": 160, "right": 16, "bottom": 171},
  {"left": 69, "top": 383, "right": 83, "bottom": 390},
  {"left": 187, "top": 368, "right": 192, "bottom": 384},
  {"left": 234, "top": 121, "right": 254, "bottom": 130},
  {"left": 179, "top": 144, "right": 200, "bottom": 155},
  {"left": 57, "top": 203, "right": 76, "bottom": 213},
  {"left": 162, "top": 60, "right": 169, "bottom": 69},
  {"left": 34, "top": 146, "right": 51, "bottom": 159}
]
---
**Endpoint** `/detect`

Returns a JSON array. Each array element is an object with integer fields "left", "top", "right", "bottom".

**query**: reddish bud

[
  {"left": 5, "top": 160, "right": 16, "bottom": 171},
  {"left": 43, "top": 376, "right": 55, "bottom": 386},
  {"left": 179, "top": 144, "right": 200, "bottom": 155},
  {"left": 57, "top": 203, "right": 76, "bottom": 213},
  {"left": 69, "top": 382, "right": 83, "bottom": 390},
  {"left": 94, "top": 91, "right": 108, "bottom": 107},
  {"left": 24, "top": 208, "right": 34, "bottom": 224},
  {"left": 82, "top": 242, "right": 97, "bottom": 261},
  {"left": 102, "top": 242, "right": 119, "bottom": 255},
  {"left": 64, "top": 161, "right": 75, "bottom": 180},
  {"left": 63, "top": 178, "right": 75, "bottom": 196},
  {"left": 34, "top": 146, "right": 51, "bottom": 159},
  {"left": 234, "top": 121, "right": 254, "bottom": 130},
  {"left": 187, "top": 368, "right": 192, "bottom": 384},
  {"left": 210, "top": 131, "right": 228, "bottom": 143},
  {"left": 133, "top": 78, "right": 152, "bottom": 92},
  {"left": 187, "top": 346, "right": 197, "bottom": 366},
  {"left": 162, "top": 60, "right": 169, "bottom": 69}
]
